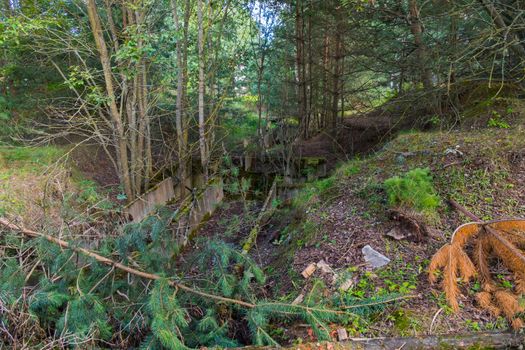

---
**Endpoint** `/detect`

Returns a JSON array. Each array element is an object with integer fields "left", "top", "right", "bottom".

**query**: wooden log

[{"left": 237, "top": 331, "right": 525, "bottom": 349}]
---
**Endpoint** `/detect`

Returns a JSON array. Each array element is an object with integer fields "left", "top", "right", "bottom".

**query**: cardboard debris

[
  {"left": 301, "top": 263, "right": 317, "bottom": 278},
  {"left": 292, "top": 293, "right": 304, "bottom": 305},
  {"left": 336, "top": 328, "right": 348, "bottom": 341},
  {"left": 339, "top": 278, "right": 353, "bottom": 291}
]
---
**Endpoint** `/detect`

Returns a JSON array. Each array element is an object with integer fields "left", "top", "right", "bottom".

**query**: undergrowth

[
  {"left": 384, "top": 168, "right": 440, "bottom": 218},
  {"left": 0, "top": 206, "right": 398, "bottom": 349}
]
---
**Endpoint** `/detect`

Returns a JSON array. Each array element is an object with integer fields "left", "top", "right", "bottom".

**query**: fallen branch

[
  {"left": 448, "top": 199, "right": 525, "bottom": 270},
  {"left": 430, "top": 200, "right": 525, "bottom": 328},
  {"left": 0, "top": 218, "right": 407, "bottom": 318},
  {"left": 447, "top": 199, "right": 480, "bottom": 221},
  {"left": 242, "top": 178, "right": 277, "bottom": 254},
  {"left": 0, "top": 218, "right": 255, "bottom": 308}
]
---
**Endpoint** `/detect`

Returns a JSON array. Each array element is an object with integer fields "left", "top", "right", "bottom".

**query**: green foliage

[
  {"left": 119, "top": 207, "right": 180, "bottom": 272},
  {"left": 487, "top": 111, "right": 510, "bottom": 129},
  {"left": 384, "top": 168, "right": 440, "bottom": 214},
  {"left": 0, "top": 95, "right": 11, "bottom": 122},
  {"left": 56, "top": 293, "right": 113, "bottom": 341},
  {"left": 147, "top": 279, "right": 189, "bottom": 350},
  {"left": 293, "top": 176, "right": 337, "bottom": 208},
  {"left": 219, "top": 99, "right": 261, "bottom": 148}
]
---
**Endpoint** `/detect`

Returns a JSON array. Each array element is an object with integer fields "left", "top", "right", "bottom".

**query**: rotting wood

[
  {"left": 388, "top": 209, "right": 428, "bottom": 242},
  {"left": 242, "top": 179, "right": 277, "bottom": 254},
  {"left": 235, "top": 331, "right": 525, "bottom": 350}
]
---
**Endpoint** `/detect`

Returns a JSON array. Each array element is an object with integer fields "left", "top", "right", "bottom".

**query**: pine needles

[
  {"left": 1, "top": 215, "right": 405, "bottom": 349},
  {"left": 429, "top": 219, "right": 525, "bottom": 328}
]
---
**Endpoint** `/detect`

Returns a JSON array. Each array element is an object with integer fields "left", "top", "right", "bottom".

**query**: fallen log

[
  {"left": 238, "top": 331, "right": 525, "bottom": 349},
  {"left": 242, "top": 178, "right": 277, "bottom": 254}
]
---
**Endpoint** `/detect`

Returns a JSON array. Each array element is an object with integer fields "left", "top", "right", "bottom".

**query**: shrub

[{"left": 384, "top": 168, "right": 440, "bottom": 214}]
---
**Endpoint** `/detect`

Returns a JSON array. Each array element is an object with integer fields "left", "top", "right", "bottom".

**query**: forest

[{"left": 1, "top": 0, "right": 525, "bottom": 348}]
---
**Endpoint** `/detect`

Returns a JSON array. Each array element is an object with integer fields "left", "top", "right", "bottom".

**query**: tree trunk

[
  {"left": 479, "top": 0, "right": 525, "bottom": 59},
  {"left": 295, "top": 0, "right": 307, "bottom": 139},
  {"left": 331, "top": 28, "right": 342, "bottom": 131},
  {"left": 197, "top": 0, "right": 208, "bottom": 180},
  {"left": 171, "top": 0, "right": 190, "bottom": 198},
  {"left": 322, "top": 32, "right": 330, "bottom": 129},
  {"left": 237, "top": 332, "right": 525, "bottom": 350},
  {"left": 408, "top": 0, "right": 432, "bottom": 90},
  {"left": 86, "top": 0, "right": 133, "bottom": 201}
]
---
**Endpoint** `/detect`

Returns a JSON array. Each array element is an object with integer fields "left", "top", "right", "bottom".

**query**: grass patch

[
  {"left": 292, "top": 176, "right": 336, "bottom": 208},
  {"left": 0, "top": 146, "right": 67, "bottom": 216},
  {"left": 0, "top": 145, "right": 64, "bottom": 170}
]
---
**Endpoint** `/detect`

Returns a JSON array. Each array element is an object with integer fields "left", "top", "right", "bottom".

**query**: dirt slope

[{"left": 257, "top": 127, "right": 525, "bottom": 341}]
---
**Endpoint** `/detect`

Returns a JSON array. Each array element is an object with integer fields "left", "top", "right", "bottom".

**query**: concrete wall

[{"left": 124, "top": 177, "right": 176, "bottom": 222}]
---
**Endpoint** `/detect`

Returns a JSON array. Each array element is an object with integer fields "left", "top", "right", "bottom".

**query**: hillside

[
  {"left": 278, "top": 127, "right": 525, "bottom": 338},
  {"left": 189, "top": 125, "right": 525, "bottom": 343}
]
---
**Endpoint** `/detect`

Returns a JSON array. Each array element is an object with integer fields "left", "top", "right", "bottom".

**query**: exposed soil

[
  {"left": 71, "top": 145, "right": 120, "bottom": 189},
  {"left": 191, "top": 126, "right": 525, "bottom": 343}
]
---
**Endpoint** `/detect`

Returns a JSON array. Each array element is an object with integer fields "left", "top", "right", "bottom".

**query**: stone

[
  {"left": 444, "top": 146, "right": 464, "bottom": 157},
  {"left": 362, "top": 245, "right": 390, "bottom": 268}
]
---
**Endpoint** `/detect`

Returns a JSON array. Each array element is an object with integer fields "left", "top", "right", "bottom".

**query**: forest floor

[
  {"left": 188, "top": 124, "right": 525, "bottom": 344},
  {"left": 2, "top": 86, "right": 525, "bottom": 347}
]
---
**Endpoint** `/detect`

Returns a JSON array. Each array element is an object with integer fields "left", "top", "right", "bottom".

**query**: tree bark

[
  {"left": 86, "top": 0, "right": 133, "bottom": 201},
  {"left": 331, "top": 25, "right": 342, "bottom": 131},
  {"left": 197, "top": 0, "right": 208, "bottom": 180},
  {"left": 171, "top": 0, "right": 190, "bottom": 198},
  {"left": 408, "top": 0, "right": 433, "bottom": 90},
  {"left": 295, "top": 0, "right": 307, "bottom": 139}
]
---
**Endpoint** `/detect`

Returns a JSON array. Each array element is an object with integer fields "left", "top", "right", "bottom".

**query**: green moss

[{"left": 391, "top": 309, "right": 418, "bottom": 334}]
